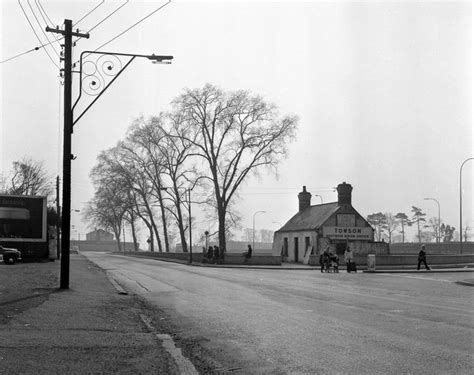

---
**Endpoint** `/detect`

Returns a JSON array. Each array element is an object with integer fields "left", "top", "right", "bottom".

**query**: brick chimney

[
  {"left": 337, "top": 182, "right": 353, "bottom": 205},
  {"left": 298, "top": 186, "right": 311, "bottom": 212}
]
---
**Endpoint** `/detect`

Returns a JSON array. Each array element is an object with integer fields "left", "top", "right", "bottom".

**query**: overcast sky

[{"left": 1, "top": 0, "right": 472, "bottom": 244}]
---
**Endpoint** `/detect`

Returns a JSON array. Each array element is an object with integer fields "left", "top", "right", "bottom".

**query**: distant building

[
  {"left": 273, "top": 182, "right": 387, "bottom": 264},
  {"left": 86, "top": 229, "right": 114, "bottom": 242}
]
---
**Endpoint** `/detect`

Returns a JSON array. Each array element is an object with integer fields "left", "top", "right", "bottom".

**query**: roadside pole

[{"left": 47, "top": 20, "right": 89, "bottom": 289}]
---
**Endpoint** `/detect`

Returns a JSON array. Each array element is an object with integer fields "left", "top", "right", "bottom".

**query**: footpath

[{"left": 0, "top": 255, "right": 198, "bottom": 375}]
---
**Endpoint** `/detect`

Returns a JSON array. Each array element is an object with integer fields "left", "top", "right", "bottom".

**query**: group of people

[
  {"left": 319, "top": 245, "right": 356, "bottom": 273},
  {"left": 203, "top": 245, "right": 225, "bottom": 264},
  {"left": 319, "top": 247, "right": 340, "bottom": 272}
]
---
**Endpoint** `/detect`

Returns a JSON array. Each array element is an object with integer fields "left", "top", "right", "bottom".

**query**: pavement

[{"left": 0, "top": 254, "right": 197, "bottom": 374}]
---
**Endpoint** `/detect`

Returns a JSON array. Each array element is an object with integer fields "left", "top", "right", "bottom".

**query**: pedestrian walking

[
  {"left": 244, "top": 244, "right": 252, "bottom": 262},
  {"left": 207, "top": 246, "right": 213, "bottom": 262},
  {"left": 322, "top": 246, "right": 331, "bottom": 272},
  {"left": 319, "top": 252, "right": 325, "bottom": 272},
  {"left": 417, "top": 244, "right": 431, "bottom": 270},
  {"left": 344, "top": 246, "right": 355, "bottom": 273}
]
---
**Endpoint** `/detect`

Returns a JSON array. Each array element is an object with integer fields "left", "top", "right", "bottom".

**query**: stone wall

[{"left": 389, "top": 242, "right": 474, "bottom": 255}]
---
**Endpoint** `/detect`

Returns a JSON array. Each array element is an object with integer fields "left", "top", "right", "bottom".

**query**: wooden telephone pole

[{"left": 47, "top": 20, "right": 89, "bottom": 289}]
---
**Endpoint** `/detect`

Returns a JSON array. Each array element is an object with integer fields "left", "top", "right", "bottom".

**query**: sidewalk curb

[
  {"left": 112, "top": 253, "right": 474, "bottom": 273},
  {"left": 105, "top": 271, "right": 129, "bottom": 295}
]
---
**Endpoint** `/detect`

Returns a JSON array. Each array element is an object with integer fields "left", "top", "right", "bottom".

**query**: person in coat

[
  {"left": 344, "top": 246, "right": 354, "bottom": 273},
  {"left": 417, "top": 244, "right": 431, "bottom": 270}
]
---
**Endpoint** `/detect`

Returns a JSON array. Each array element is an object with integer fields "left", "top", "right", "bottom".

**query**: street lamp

[
  {"left": 253, "top": 211, "right": 266, "bottom": 251},
  {"left": 313, "top": 194, "right": 323, "bottom": 204},
  {"left": 424, "top": 198, "right": 440, "bottom": 243},
  {"left": 47, "top": 19, "right": 173, "bottom": 289},
  {"left": 460, "top": 157, "right": 474, "bottom": 254}
]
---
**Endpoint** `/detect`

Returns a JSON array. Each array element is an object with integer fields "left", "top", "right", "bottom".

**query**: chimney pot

[{"left": 298, "top": 186, "right": 311, "bottom": 212}]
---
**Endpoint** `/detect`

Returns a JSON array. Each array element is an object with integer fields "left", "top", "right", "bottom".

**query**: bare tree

[
  {"left": 3, "top": 158, "right": 52, "bottom": 196},
  {"left": 367, "top": 212, "right": 386, "bottom": 241},
  {"left": 411, "top": 206, "right": 427, "bottom": 243},
  {"left": 383, "top": 213, "right": 398, "bottom": 244},
  {"left": 169, "top": 84, "right": 298, "bottom": 251},
  {"left": 395, "top": 212, "right": 411, "bottom": 243},
  {"left": 83, "top": 185, "right": 128, "bottom": 252}
]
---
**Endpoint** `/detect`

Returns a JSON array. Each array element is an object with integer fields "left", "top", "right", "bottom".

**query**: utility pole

[
  {"left": 47, "top": 20, "right": 89, "bottom": 289},
  {"left": 56, "top": 176, "right": 60, "bottom": 259},
  {"left": 47, "top": 20, "right": 171, "bottom": 289}
]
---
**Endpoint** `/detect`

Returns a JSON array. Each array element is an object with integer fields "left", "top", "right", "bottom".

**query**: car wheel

[{"left": 5, "top": 256, "right": 16, "bottom": 265}]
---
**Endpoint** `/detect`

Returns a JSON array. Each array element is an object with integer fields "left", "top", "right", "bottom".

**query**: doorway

[{"left": 294, "top": 237, "right": 299, "bottom": 262}]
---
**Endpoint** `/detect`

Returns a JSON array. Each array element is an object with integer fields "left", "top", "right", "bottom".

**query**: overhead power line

[
  {"left": 27, "top": 0, "right": 60, "bottom": 58},
  {"left": 78, "top": 0, "right": 171, "bottom": 62},
  {"left": 35, "top": 0, "right": 62, "bottom": 49},
  {"left": 17, "top": 0, "right": 59, "bottom": 68},
  {"left": 36, "top": 0, "right": 55, "bottom": 26},
  {"left": 73, "top": 0, "right": 105, "bottom": 27},
  {"left": 74, "top": 0, "right": 130, "bottom": 45}
]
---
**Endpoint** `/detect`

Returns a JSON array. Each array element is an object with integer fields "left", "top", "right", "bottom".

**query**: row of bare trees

[
  {"left": 367, "top": 206, "right": 458, "bottom": 243},
  {"left": 84, "top": 84, "right": 298, "bottom": 252}
]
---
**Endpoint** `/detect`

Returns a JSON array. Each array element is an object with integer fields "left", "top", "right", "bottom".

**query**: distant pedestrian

[
  {"left": 322, "top": 246, "right": 331, "bottom": 272},
  {"left": 319, "top": 252, "right": 325, "bottom": 273},
  {"left": 344, "top": 246, "right": 354, "bottom": 273},
  {"left": 244, "top": 244, "right": 252, "bottom": 260},
  {"left": 207, "top": 246, "right": 213, "bottom": 262},
  {"left": 417, "top": 244, "right": 430, "bottom": 270},
  {"left": 213, "top": 245, "right": 220, "bottom": 264},
  {"left": 219, "top": 246, "right": 226, "bottom": 264}
]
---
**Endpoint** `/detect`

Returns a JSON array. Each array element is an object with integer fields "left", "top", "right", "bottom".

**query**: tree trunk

[
  {"left": 130, "top": 213, "right": 139, "bottom": 251},
  {"left": 113, "top": 228, "right": 122, "bottom": 252},
  {"left": 157, "top": 190, "right": 170, "bottom": 252},
  {"left": 217, "top": 204, "right": 226, "bottom": 253},
  {"left": 173, "top": 184, "right": 188, "bottom": 252},
  {"left": 141, "top": 196, "right": 162, "bottom": 252}
]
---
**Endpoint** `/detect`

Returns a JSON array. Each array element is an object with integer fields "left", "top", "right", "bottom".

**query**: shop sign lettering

[{"left": 322, "top": 226, "right": 373, "bottom": 240}]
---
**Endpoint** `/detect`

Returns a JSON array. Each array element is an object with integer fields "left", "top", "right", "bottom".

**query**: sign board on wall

[
  {"left": 0, "top": 195, "right": 47, "bottom": 242},
  {"left": 323, "top": 226, "right": 373, "bottom": 240}
]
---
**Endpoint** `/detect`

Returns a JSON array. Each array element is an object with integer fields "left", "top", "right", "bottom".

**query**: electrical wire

[
  {"left": 35, "top": 0, "right": 62, "bottom": 49},
  {"left": 79, "top": 0, "right": 171, "bottom": 62},
  {"left": 37, "top": 0, "right": 55, "bottom": 26},
  {"left": 74, "top": 0, "right": 130, "bottom": 45},
  {"left": 27, "top": 0, "right": 60, "bottom": 58},
  {"left": 73, "top": 0, "right": 105, "bottom": 27},
  {"left": 17, "top": 0, "right": 59, "bottom": 68}
]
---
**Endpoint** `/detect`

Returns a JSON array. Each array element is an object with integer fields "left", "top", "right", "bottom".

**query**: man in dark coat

[{"left": 417, "top": 244, "right": 431, "bottom": 270}]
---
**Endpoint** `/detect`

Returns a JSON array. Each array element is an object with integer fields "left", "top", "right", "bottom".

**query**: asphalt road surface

[{"left": 85, "top": 252, "right": 473, "bottom": 374}]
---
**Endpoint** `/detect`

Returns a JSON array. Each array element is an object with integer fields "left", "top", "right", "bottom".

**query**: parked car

[{"left": 0, "top": 245, "right": 22, "bottom": 265}]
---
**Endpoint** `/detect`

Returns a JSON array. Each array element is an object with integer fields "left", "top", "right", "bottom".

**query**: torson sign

[{"left": 323, "top": 226, "right": 373, "bottom": 240}]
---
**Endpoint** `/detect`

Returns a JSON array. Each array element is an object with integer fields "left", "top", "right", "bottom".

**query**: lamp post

[
  {"left": 460, "top": 157, "right": 474, "bottom": 254},
  {"left": 424, "top": 198, "right": 440, "bottom": 243},
  {"left": 253, "top": 211, "right": 266, "bottom": 251},
  {"left": 313, "top": 194, "right": 323, "bottom": 204},
  {"left": 47, "top": 20, "right": 172, "bottom": 289}
]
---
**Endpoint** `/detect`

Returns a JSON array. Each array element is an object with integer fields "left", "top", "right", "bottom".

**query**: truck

[{"left": 0, "top": 194, "right": 49, "bottom": 261}]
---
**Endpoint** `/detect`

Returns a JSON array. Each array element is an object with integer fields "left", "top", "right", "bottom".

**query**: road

[{"left": 84, "top": 252, "right": 474, "bottom": 374}]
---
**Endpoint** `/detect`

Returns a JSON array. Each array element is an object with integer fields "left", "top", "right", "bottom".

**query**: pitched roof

[{"left": 277, "top": 202, "right": 340, "bottom": 232}]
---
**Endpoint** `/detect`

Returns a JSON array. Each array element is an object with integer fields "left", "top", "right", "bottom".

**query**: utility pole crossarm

[{"left": 46, "top": 26, "right": 90, "bottom": 39}]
